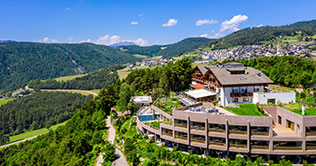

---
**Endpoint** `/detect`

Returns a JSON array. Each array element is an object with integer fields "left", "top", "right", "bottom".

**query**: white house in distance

[{"left": 191, "top": 62, "right": 296, "bottom": 106}]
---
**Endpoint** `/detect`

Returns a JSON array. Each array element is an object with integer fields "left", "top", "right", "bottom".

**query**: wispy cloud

[
  {"left": 39, "top": 37, "right": 58, "bottom": 43},
  {"left": 82, "top": 35, "right": 148, "bottom": 46},
  {"left": 220, "top": 14, "right": 248, "bottom": 32},
  {"left": 257, "top": 24, "right": 264, "bottom": 27},
  {"left": 65, "top": 8, "right": 72, "bottom": 11},
  {"left": 196, "top": 19, "right": 218, "bottom": 26},
  {"left": 162, "top": 18, "right": 178, "bottom": 27},
  {"left": 131, "top": 21, "right": 139, "bottom": 25}
]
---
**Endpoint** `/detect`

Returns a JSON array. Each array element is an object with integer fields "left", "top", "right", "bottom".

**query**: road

[
  {"left": 95, "top": 116, "right": 128, "bottom": 166},
  {"left": 0, "top": 135, "right": 39, "bottom": 149},
  {"left": 41, "top": 89, "right": 98, "bottom": 97}
]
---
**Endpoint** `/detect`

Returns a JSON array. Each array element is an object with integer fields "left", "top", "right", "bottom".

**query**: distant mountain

[
  {"left": 120, "top": 37, "right": 213, "bottom": 58},
  {"left": 202, "top": 19, "right": 316, "bottom": 49},
  {"left": 0, "top": 42, "right": 139, "bottom": 92},
  {"left": 0, "top": 40, "right": 16, "bottom": 43},
  {"left": 110, "top": 41, "right": 136, "bottom": 47}
]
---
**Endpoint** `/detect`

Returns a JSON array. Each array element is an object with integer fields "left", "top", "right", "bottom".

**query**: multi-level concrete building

[{"left": 137, "top": 103, "right": 316, "bottom": 160}]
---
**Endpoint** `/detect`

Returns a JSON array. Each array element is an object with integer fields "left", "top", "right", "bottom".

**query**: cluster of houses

[
  {"left": 126, "top": 58, "right": 174, "bottom": 68},
  {"left": 194, "top": 42, "right": 316, "bottom": 64}
]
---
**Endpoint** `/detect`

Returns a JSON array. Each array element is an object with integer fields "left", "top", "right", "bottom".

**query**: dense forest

[
  {"left": 0, "top": 42, "right": 139, "bottom": 93},
  {"left": 236, "top": 56, "right": 316, "bottom": 88},
  {"left": 120, "top": 37, "right": 212, "bottom": 59},
  {"left": 0, "top": 92, "right": 92, "bottom": 139},
  {"left": 29, "top": 65, "right": 122, "bottom": 90}
]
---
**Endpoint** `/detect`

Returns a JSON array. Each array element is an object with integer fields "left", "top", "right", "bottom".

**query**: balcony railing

[
  {"left": 251, "top": 131, "right": 269, "bottom": 136},
  {"left": 209, "top": 127, "right": 225, "bottom": 133},
  {"left": 230, "top": 130, "right": 247, "bottom": 135},
  {"left": 191, "top": 126, "right": 205, "bottom": 131},
  {"left": 209, "top": 141, "right": 225, "bottom": 146},
  {"left": 175, "top": 123, "right": 187, "bottom": 128},
  {"left": 191, "top": 138, "right": 205, "bottom": 144},
  {"left": 175, "top": 135, "right": 187, "bottom": 141},
  {"left": 306, "top": 146, "right": 316, "bottom": 150},
  {"left": 306, "top": 131, "right": 316, "bottom": 136},
  {"left": 230, "top": 92, "right": 253, "bottom": 98},
  {"left": 162, "top": 132, "right": 173, "bottom": 137},
  {"left": 252, "top": 145, "right": 269, "bottom": 150},
  {"left": 273, "top": 146, "right": 302, "bottom": 151},
  {"left": 230, "top": 144, "right": 247, "bottom": 149}
]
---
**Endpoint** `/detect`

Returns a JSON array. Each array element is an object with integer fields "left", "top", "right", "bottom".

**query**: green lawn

[
  {"left": 283, "top": 103, "right": 316, "bottom": 116},
  {"left": 154, "top": 97, "right": 182, "bottom": 115},
  {"left": 54, "top": 73, "right": 87, "bottom": 81},
  {"left": 9, "top": 120, "right": 68, "bottom": 143},
  {"left": 225, "top": 104, "right": 266, "bottom": 116},
  {"left": 0, "top": 98, "right": 13, "bottom": 107},
  {"left": 125, "top": 124, "right": 137, "bottom": 137}
]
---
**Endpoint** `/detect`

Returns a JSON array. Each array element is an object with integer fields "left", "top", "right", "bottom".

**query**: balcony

[
  {"left": 191, "top": 136, "right": 206, "bottom": 144},
  {"left": 209, "top": 137, "right": 226, "bottom": 147},
  {"left": 252, "top": 145, "right": 269, "bottom": 150},
  {"left": 209, "top": 124, "right": 226, "bottom": 133},
  {"left": 229, "top": 126, "right": 247, "bottom": 135},
  {"left": 229, "top": 139, "right": 247, "bottom": 149},
  {"left": 191, "top": 122, "right": 205, "bottom": 131},
  {"left": 230, "top": 92, "right": 253, "bottom": 98},
  {"left": 273, "top": 141, "right": 302, "bottom": 151},
  {"left": 175, "top": 131, "right": 188, "bottom": 141},
  {"left": 306, "top": 141, "right": 316, "bottom": 151},
  {"left": 162, "top": 128, "right": 173, "bottom": 137},
  {"left": 175, "top": 123, "right": 187, "bottom": 128},
  {"left": 251, "top": 127, "right": 270, "bottom": 136}
]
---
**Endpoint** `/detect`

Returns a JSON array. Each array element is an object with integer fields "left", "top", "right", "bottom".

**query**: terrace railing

[
  {"left": 251, "top": 131, "right": 269, "bottom": 136},
  {"left": 209, "top": 141, "right": 225, "bottom": 146},
  {"left": 175, "top": 123, "right": 187, "bottom": 128},
  {"left": 191, "top": 138, "right": 206, "bottom": 144},
  {"left": 191, "top": 126, "right": 205, "bottom": 131},
  {"left": 306, "top": 146, "right": 316, "bottom": 150},
  {"left": 230, "top": 144, "right": 247, "bottom": 149},
  {"left": 229, "top": 130, "right": 247, "bottom": 135},
  {"left": 273, "top": 146, "right": 302, "bottom": 151},
  {"left": 175, "top": 135, "right": 187, "bottom": 141},
  {"left": 209, "top": 127, "right": 225, "bottom": 133},
  {"left": 252, "top": 145, "right": 269, "bottom": 150},
  {"left": 306, "top": 131, "right": 316, "bottom": 136},
  {"left": 162, "top": 132, "right": 173, "bottom": 137}
]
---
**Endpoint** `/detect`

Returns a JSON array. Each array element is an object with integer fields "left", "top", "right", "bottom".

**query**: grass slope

[
  {"left": 225, "top": 104, "right": 266, "bottom": 116},
  {"left": 9, "top": 121, "right": 68, "bottom": 143},
  {"left": 54, "top": 74, "right": 88, "bottom": 81}
]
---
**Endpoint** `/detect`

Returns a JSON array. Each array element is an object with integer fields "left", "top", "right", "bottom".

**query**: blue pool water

[{"left": 139, "top": 115, "right": 160, "bottom": 122}]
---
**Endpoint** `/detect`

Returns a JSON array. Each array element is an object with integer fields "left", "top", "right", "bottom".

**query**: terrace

[
  {"left": 154, "top": 97, "right": 182, "bottom": 115},
  {"left": 209, "top": 137, "right": 226, "bottom": 147},
  {"left": 282, "top": 103, "right": 316, "bottom": 116},
  {"left": 225, "top": 104, "right": 267, "bottom": 116}
]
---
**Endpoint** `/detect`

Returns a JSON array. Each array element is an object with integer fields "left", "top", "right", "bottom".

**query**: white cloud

[
  {"left": 199, "top": 33, "right": 223, "bottom": 39},
  {"left": 162, "top": 18, "right": 178, "bottom": 27},
  {"left": 131, "top": 21, "right": 138, "bottom": 25},
  {"left": 65, "top": 8, "right": 72, "bottom": 11},
  {"left": 257, "top": 24, "right": 264, "bottom": 27},
  {"left": 40, "top": 37, "right": 58, "bottom": 43},
  {"left": 95, "top": 35, "right": 121, "bottom": 45},
  {"left": 196, "top": 19, "right": 218, "bottom": 26},
  {"left": 67, "top": 36, "right": 73, "bottom": 41},
  {"left": 220, "top": 14, "right": 248, "bottom": 32},
  {"left": 83, "top": 35, "right": 149, "bottom": 46}
]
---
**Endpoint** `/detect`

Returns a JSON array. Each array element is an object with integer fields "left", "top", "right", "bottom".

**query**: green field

[
  {"left": 133, "top": 54, "right": 148, "bottom": 59},
  {"left": 225, "top": 104, "right": 266, "bottom": 116},
  {"left": 0, "top": 98, "right": 13, "bottom": 107},
  {"left": 117, "top": 65, "right": 157, "bottom": 79},
  {"left": 9, "top": 120, "right": 68, "bottom": 143},
  {"left": 54, "top": 74, "right": 87, "bottom": 81}
]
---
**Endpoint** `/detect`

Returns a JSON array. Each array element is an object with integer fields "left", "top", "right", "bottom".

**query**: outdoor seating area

[{"left": 188, "top": 106, "right": 221, "bottom": 114}]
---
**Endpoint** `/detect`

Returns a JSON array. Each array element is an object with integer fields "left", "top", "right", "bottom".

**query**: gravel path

[
  {"left": 95, "top": 116, "right": 128, "bottom": 166},
  {"left": 0, "top": 135, "right": 39, "bottom": 149}
]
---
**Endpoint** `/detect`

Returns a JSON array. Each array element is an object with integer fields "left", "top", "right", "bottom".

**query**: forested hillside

[
  {"left": 237, "top": 56, "right": 316, "bottom": 88},
  {"left": 0, "top": 92, "right": 92, "bottom": 139},
  {"left": 203, "top": 19, "right": 316, "bottom": 49},
  {"left": 120, "top": 37, "right": 212, "bottom": 58},
  {"left": 0, "top": 42, "right": 138, "bottom": 93},
  {"left": 29, "top": 65, "right": 122, "bottom": 90}
]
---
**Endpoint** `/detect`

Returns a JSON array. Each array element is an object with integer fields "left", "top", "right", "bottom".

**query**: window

[
  {"left": 232, "top": 98, "right": 238, "bottom": 102},
  {"left": 233, "top": 89, "right": 239, "bottom": 93},
  {"left": 267, "top": 98, "right": 276, "bottom": 104},
  {"left": 278, "top": 116, "right": 282, "bottom": 124},
  {"left": 243, "top": 98, "right": 249, "bottom": 102}
]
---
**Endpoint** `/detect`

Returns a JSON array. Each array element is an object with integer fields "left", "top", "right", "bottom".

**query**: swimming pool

[{"left": 139, "top": 115, "right": 160, "bottom": 122}]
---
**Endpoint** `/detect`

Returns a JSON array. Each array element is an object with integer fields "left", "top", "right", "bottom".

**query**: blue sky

[{"left": 1, "top": 0, "right": 316, "bottom": 45}]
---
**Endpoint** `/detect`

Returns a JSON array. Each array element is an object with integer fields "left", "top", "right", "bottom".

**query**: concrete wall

[{"left": 253, "top": 91, "right": 296, "bottom": 105}]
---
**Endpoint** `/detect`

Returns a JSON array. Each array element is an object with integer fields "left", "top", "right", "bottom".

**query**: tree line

[
  {"left": 0, "top": 91, "right": 92, "bottom": 142},
  {"left": 29, "top": 65, "right": 123, "bottom": 90}
]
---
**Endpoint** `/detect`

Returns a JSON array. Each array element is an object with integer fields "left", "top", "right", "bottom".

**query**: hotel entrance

[{"left": 286, "top": 120, "right": 295, "bottom": 131}]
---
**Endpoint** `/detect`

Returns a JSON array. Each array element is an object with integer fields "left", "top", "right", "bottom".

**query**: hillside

[
  {"left": 29, "top": 65, "right": 123, "bottom": 90},
  {"left": 203, "top": 20, "right": 316, "bottom": 49},
  {"left": 120, "top": 37, "right": 213, "bottom": 59},
  {"left": 0, "top": 42, "right": 139, "bottom": 93}
]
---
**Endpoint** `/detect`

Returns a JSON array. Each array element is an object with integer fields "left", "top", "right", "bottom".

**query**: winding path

[
  {"left": 41, "top": 89, "right": 98, "bottom": 97},
  {"left": 95, "top": 116, "right": 128, "bottom": 166},
  {"left": 0, "top": 136, "right": 39, "bottom": 149}
]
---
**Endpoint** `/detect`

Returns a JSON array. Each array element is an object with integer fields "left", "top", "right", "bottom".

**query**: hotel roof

[{"left": 185, "top": 89, "right": 216, "bottom": 99}]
